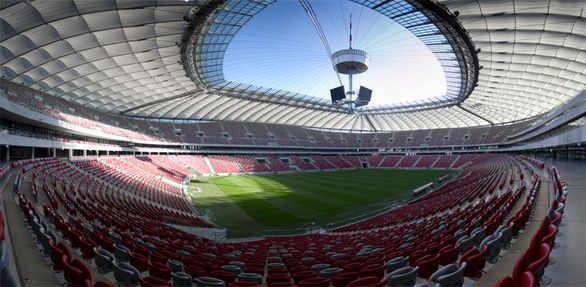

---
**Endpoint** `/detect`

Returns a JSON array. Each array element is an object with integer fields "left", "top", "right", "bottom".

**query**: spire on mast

[{"left": 349, "top": 13, "right": 352, "bottom": 49}]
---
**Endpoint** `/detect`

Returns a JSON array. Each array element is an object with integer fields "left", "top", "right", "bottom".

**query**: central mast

[{"left": 330, "top": 14, "right": 371, "bottom": 112}]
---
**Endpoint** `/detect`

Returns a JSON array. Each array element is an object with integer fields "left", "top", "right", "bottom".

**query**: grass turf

[{"left": 190, "top": 169, "right": 451, "bottom": 236}]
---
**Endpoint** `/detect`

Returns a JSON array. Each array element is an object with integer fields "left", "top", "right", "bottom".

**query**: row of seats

[
  {"left": 18, "top": 193, "right": 112, "bottom": 287},
  {"left": 3, "top": 129, "right": 121, "bottom": 149},
  {"left": 71, "top": 159, "right": 193, "bottom": 214},
  {"left": 3, "top": 86, "right": 159, "bottom": 142},
  {"left": 2, "top": 83, "right": 534, "bottom": 147},
  {"left": 335, "top": 155, "right": 512, "bottom": 231},
  {"left": 496, "top": 164, "right": 568, "bottom": 287}
]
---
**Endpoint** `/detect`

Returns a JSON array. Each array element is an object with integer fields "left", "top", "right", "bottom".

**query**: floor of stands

[
  {"left": 2, "top": 172, "right": 59, "bottom": 286},
  {"left": 3, "top": 158, "right": 584, "bottom": 286}
]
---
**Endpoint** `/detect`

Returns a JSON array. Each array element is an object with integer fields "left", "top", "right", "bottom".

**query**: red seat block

[
  {"left": 267, "top": 273, "right": 291, "bottom": 284},
  {"left": 210, "top": 270, "right": 236, "bottom": 284},
  {"left": 416, "top": 254, "right": 439, "bottom": 279},
  {"left": 80, "top": 239, "right": 96, "bottom": 259},
  {"left": 438, "top": 244, "right": 459, "bottom": 265},
  {"left": 185, "top": 265, "right": 207, "bottom": 278},
  {"left": 526, "top": 243, "right": 551, "bottom": 280},
  {"left": 139, "top": 276, "right": 173, "bottom": 287},
  {"left": 130, "top": 253, "right": 150, "bottom": 273},
  {"left": 149, "top": 262, "right": 171, "bottom": 281},
  {"left": 299, "top": 277, "right": 329, "bottom": 287},
  {"left": 332, "top": 271, "right": 359, "bottom": 287},
  {"left": 460, "top": 246, "right": 487, "bottom": 279},
  {"left": 359, "top": 263, "right": 385, "bottom": 279},
  {"left": 50, "top": 241, "right": 71, "bottom": 272},
  {"left": 64, "top": 257, "right": 92, "bottom": 287},
  {"left": 292, "top": 270, "right": 315, "bottom": 284},
  {"left": 347, "top": 276, "right": 384, "bottom": 287}
]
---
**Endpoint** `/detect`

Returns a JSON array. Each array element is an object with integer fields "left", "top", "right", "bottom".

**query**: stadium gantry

[{"left": 0, "top": 0, "right": 585, "bottom": 287}]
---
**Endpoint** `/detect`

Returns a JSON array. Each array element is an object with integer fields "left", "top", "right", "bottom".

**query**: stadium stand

[
  {"left": 323, "top": 156, "right": 354, "bottom": 169},
  {"left": 289, "top": 156, "right": 319, "bottom": 171},
  {"left": 1, "top": 1, "right": 583, "bottom": 286},
  {"left": 397, "top": 155, "right": 420, "bottom": 168},
  {"left": 366, "top": 155, "right": 385, "bottom": 168},
  {"left": 207, "top": 156, "right": 242, "bottom": 174},
  {"left": 432, "top": 155, "right": 458, "bottom": 168},
  {"left": 379, "top": 155, "right": 403, "bottom": 168},
  {"left": 310, "top": 156, "right": 337, "bottom": 170},
  {"left": 1, "top": 83, "right": 543, "bottom": 150},
  {"left": 414, "top": 155, "right": 440, "bottom": 168},
  {"left": 267, "top": 156, "right": 292, "bottom": 172},
  {"left": 3, "top": 154, "right": 572, "bottom": 287},
  {"left": 235, "top": 156, "right": 271, "bottom": 173},
  {"left": 175, "top": 155, "right": 212, "bottom": 174}
]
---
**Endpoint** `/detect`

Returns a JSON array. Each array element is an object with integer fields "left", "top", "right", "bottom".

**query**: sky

[{"left": 223, "top": 0, "right": 446, "bottom": 107}]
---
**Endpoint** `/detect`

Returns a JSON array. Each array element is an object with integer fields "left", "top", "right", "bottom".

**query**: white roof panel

[
  {"left": 74, "top": 0, "right": 116, "bottom": 14},
  {"left": 50, "top": 16, "right": 90, "bottom": 39},
  {"left": 31, "top": 0, "right": 78, "bottom": 23},
  {"left": 1, "top": 3, "right": 44, "bottom": 34},
  {"left": 0, "top": 0, "right": 584, "bottom": 131},
  {"left": 82, "top": 11, "right": 121, "bottom": 31}
]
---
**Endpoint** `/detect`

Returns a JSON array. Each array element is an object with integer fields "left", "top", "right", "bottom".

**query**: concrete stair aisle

[{"left": 203, "top": 156, "right": 216, "bottom": 174}]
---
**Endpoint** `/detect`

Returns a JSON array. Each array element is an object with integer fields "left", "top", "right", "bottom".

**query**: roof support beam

[
  {"left": 363, "top": 114, "right": 377, "bottom": 132},
  {"left": 457, "top": 104, "right": 493, "bottom": 125},
  {"left": 120, "top": 90, "right": 200, "bottom": 115}
]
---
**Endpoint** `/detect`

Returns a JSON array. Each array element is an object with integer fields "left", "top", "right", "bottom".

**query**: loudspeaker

[
  {"left": 358, "top": 86, "right": 372, "bottom": 102},
  {"left": 330, "top": 86, "right": 346, "bottom": 104}
]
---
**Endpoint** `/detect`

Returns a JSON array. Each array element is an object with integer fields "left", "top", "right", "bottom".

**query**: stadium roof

[{"left": 1, "top": 0, "right": 585, "bottom": 131}]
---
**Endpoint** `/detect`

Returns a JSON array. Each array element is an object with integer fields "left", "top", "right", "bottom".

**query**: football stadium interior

[{"left": 0, "top": 0, "right": 585, "bottom": 286}]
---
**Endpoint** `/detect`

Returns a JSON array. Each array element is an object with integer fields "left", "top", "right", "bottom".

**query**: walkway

[{"left": 2, "top": 172, "right": 59, "bottom": 286}]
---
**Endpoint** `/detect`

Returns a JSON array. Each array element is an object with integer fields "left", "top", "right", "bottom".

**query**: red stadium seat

[
  {"left": 416, "top": 254, "right": 439, "bottom": 279},
  {"left": 347, "top": 276, "right": 384, "bottom": 287},
  {"left": 342, "top": 262, "right": 362, "bottom": 272},
  {"left": 332, "top": 271, "right": 359, "bottom": 287},
  {"left": 139, "top": 276, "right": 173, "bottom": 287},
  {"left": 438, "top": 244, "right": 459, "bottom": 265},
  {"left": 267, "top": 273, "right": 291, "bottom": 284},
  {"left": 298, "top": 277, "right": 330, "bottom": 287},
  {"left": 512, "top": 248, "right": 534, "bottom": 281},
  {"left": 526, "top": 243, "right": 551, "bottom": 280},
  {"left": 79, "top": 239, "right": 96, "bottom": 259},
  {"left": 210, "top": 270, "right": 236, "bottom": 284},
  {"left": 292, "top": 270, "right": 315, "bottom": 284},
  {"left": 150, "top": 253, "right": 167, "bottom": 265},
  {"left": 149, "top": 262, "right": 171, "bottom": 281},
  {"left": 184, "top": 265, "right": 207, "bottom": 278},
  {"left": 550, "top": 212, "right": 562, "bottom": 227},
  {"left": 64, "top": 257, "right": 92, "bottom": 287},
  {"left": 130, "top": 253, "right": 150, "bottom": 273},
  {"left": 359, "top": 263, "right": 385, "bottom": 279},
  {"left": 50, "top": 241, "right": 71, "bottom": 272},
  {"left": 460, "top": 246, "right": 487, "bottom": 279},
  {"left": 541, "top": 225, "right": 558, "bottom": 247}
]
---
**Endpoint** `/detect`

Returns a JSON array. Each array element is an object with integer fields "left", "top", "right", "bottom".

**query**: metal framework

[
  {"left": 0, "top": 0, "right": 584, "bottom": 131},
  {"left": 186, "top": 0, "right": 479, "bottom": 112}
]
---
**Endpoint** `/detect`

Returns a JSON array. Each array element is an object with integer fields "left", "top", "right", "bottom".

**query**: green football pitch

[{"left": 189, "top": 169, "right": 452, "bottom": 237}]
